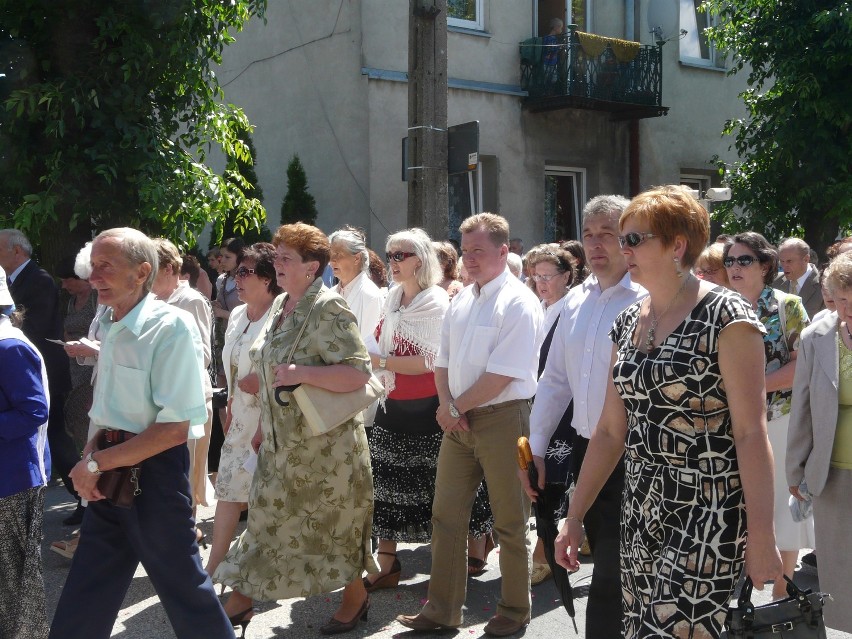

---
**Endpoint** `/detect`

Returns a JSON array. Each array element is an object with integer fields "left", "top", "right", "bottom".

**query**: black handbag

[{"left": 726, "top": 575, "right": 829, "bottom": 638}]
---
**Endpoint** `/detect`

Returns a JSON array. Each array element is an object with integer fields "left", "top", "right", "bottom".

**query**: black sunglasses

[
  {"left": 386, "top": 251, "right": 416, "bottom": 263},
  {"left": 723, "top": 255, "right": 757, "bottom": 268},
  {"left": 234, "top": 266, "right": 257, "bottom": 278},
  {"left": 617, "top": 232, "right": 657, "bottom": 249}
]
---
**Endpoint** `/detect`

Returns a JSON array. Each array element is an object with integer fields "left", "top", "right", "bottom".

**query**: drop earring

[{"left": 674, "top": 256, "right": 683, "bottom": 278}]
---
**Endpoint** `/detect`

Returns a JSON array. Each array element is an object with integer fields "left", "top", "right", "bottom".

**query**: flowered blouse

[{"left": 756, "top": 286, "right": 810, "bottom": 420}]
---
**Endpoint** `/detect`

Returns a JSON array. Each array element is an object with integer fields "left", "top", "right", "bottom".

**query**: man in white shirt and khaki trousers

[
  {"left": 521, "top": 196, "right": 645, "bottom": 638},
  {"left": 397, "top": 213, "right": 543, "bottom": 637}
]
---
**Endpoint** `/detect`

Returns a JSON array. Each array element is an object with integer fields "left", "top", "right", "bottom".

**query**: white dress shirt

[
  {"left": 7, "top": 259, "right": 30, "bottom": 284},
  {"left": 528, "top": 272, "right": 646, "bottom": 457},
  {"left": 436, "top": 269, "right": 543, "bottom": 405}
]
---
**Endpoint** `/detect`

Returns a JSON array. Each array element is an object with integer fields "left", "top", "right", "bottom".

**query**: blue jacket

[{"left": 0, "top": 337, "right": 51, "bottom": 498}]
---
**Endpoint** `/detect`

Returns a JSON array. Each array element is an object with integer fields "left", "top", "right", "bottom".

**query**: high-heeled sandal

[
  {"left": 228, "top": 607, "right": 255, "bottom": 638},
  {"left": 195, "top": 527, "right": 208, "bottom": 550},
  {"left": 319, "top": 595, "right": 370, "bottom": 635},
  {"left": 468, "top": 533, "right": 496, "bottom": 576},
  {"left": 361, "top": 551, "right": 401, "bottom": 592}
]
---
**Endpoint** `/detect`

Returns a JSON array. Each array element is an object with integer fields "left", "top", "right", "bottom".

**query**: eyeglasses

[
  {"left": 532, "top": 273, "right": 563, "bottom": 283},
  {"left": 386, "top": 251, "right": 416, "bottom": 263},
  {"left": 723, "top": 255, "right": 758, "bottom": 268},
  {"left": 234, "top": 267, "right": 258, "bottom": 278},
  {"left": 694, "top": 268, "right": 718, "bottom": 277},
  {"left": 618, "top": 232, "right": 657, "bottom": 249}
]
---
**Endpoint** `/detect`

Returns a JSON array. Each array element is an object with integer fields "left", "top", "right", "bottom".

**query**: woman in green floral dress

[
  {"left": 723, "top": 231, "right": 815, "bottom": 599},
  {"left": 216, "top": 223, "right": 377, "bottom": 636}
]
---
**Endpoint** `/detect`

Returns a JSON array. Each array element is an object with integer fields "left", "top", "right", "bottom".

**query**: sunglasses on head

[
  {"left": 386, "top": 251, "right": 416, "bottom": 263},
  {"left": 617, "top": 232, "right": 657, "bottom": 249},
  {"left": 723, "top": 255, "right": 757, "bottom": 268},
  {"left": 234, "top": 266, "right": 257, "bottom": 278}
]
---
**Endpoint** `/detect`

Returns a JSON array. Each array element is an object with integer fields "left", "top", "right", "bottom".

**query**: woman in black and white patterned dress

[{"left": 555, "top": 186, "right": 782, "bottom": 639}]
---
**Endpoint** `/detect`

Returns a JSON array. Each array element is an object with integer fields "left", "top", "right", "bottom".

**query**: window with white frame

[
  {"left": 679, "top": 0, "right": 725, "bottom": 69},
  {"left": 448, "top": 0, "right": 484, "bottom": 31}
]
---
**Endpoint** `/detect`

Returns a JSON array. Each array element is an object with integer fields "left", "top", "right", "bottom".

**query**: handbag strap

[
  {"left": 284, "top": 290, "right": 322, "bottom": 365},
  {"left": 738, "top": 575, "right": 814, "bottom": 624}
]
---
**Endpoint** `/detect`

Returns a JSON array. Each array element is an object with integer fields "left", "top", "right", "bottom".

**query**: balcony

[{"left": 519, "top": 27, "right": 668, "bottom": 120}]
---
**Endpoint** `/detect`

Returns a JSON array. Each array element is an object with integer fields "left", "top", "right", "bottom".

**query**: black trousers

[
  {"left": 48, "top": 444, "right": 234, "bottom": 639},
  {"left": 569, "top": 432, "right": 625, "bottom": 639}
]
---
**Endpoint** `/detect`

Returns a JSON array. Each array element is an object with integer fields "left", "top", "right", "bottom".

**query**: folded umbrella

[{"left": 517, "top": 437, "right": 577, "bottom": 632}]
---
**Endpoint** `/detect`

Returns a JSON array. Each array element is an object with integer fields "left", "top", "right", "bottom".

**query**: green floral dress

[
  {"left": 214, "top": 279, "right": 378, "bottom": 599},
  {"left": 756, "top": 286, "right": 809, "bottom": 420}
]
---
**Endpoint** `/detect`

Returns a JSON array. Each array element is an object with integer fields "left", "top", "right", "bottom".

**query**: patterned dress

[
  {"left": 755, "top": 286, "right": 814, "bottom": 551},
  {"left": 214, "top": 304, "right": 271, "bottom": 503},
  {"left": 214, "top": 280, "right": 377, "bottom": 598},
  {"left": 62, "top": 290, "right": 98, "bottom": 450},
  {"left": 610, "top": 287, "right": 764, "bottom": 639}
]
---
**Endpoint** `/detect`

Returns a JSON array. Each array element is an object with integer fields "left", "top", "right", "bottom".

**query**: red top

[{"left": 376, "top": 320, "right": 437, "bottom": 400}]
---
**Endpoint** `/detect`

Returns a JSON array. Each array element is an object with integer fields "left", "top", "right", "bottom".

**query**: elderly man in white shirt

[
  {"left": 521, "top": 196, "right": 645, "bottom": 639},
  {"left": 397, "top": 213, "right": 543, "bottom": 637}
]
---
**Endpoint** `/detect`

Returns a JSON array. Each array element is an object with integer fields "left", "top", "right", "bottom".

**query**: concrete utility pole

[{"left": 407, "top": 0, "right": 448, "bottom": 238}]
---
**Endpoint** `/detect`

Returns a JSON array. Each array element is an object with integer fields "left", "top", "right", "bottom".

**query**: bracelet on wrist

[{"left": 566, "top": 514, "right": 583, "bottom": 525}]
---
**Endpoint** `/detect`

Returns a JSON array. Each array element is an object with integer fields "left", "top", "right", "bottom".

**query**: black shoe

[
  {"left": 801, "top": 551, "right": 817, "bottom": 569},
  {"left": 63, "top": 504, "right": 85, "bottom": 526}
]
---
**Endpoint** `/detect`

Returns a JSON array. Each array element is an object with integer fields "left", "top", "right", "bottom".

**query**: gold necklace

[{"left": 645, "top": 275, "right": 692, "bottom": 351}]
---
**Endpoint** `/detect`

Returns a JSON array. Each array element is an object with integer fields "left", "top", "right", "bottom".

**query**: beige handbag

[{"left": 279, "top": 292, "right": 383, "bottom": 437}]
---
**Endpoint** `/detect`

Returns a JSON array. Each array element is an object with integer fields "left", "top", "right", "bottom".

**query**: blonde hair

[
  {"left": 387, "top": 228, "right": 440, "bottom": 289},
  {"left": 459, "top": 212, "right": 509, "bottom": 247},
  {"left": 825, "top": 252, "right": 852, "bottom": 296}
]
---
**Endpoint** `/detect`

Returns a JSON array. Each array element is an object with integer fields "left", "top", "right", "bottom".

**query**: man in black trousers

[{"left": 521, "top": 196, "right": 646, "bottom": 638}]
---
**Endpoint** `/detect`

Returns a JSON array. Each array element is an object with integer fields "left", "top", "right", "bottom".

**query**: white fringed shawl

[{"left": 376, "top": 284, "right": 448, "bottom": 399}]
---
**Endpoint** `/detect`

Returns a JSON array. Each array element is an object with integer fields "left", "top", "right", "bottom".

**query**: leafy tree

[
  {"left": 210, "top": 128, "right": 271, "bottom": 248},
  {"left": 280, "top": 155, "right": 318, "bottom": 227},
  {"left": 0, "top": 0, "right": 267, "bottom": 267},
  {"left": 705, "top": 0, "right": 852, "bottom": 255}
]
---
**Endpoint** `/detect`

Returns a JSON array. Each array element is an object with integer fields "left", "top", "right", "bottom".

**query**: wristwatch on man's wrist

[
  {"left": 86, "top": 452, "right": 102, "bottom": 475},
  {"left": 448, "top": 401, "right": 460, "bottom": 419}
]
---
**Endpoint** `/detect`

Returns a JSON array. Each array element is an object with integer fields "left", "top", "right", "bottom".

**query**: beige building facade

[{"left": 218, "top": 0, "right": 746, "bottom": 248}]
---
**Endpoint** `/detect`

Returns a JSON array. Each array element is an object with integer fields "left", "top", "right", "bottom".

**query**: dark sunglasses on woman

[
  {"left": 617, "top": 232, "right": 657, "bottom": 249},
  {"left": 386, "top": 251, "right": 416, "bottom": 263},
  {"left": 234, "top": 266, "right": 257, "bottom": 278},
  {"left": 723, "top": 255, "right": 757, "bottom": 268}
]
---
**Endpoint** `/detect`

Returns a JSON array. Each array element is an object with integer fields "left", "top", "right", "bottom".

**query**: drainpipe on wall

[
  {"left": 625, "top": 0, "right": 634, "bottom": 40},
  {"left": 626, "top": 0, "right": 639, "bottom": 196},
  {"left": 629, "top": 119, "right": 640, "bottom": 197}
]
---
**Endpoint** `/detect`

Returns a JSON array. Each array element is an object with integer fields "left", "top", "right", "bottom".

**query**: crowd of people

[{"left": 1, "top": 184, "right": 849, "bottom": 639}]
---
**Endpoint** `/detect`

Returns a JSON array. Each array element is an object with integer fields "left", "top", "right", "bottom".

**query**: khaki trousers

[{"left": 423, "top": 400, "right": 532, "bottom": 625}]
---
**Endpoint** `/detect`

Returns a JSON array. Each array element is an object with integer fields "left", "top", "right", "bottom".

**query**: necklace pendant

[{"left": 645, "top": 326, "right": 655, "bottom": 351}]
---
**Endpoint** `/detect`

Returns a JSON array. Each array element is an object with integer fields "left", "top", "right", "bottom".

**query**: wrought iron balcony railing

[{"left": 519, "top": 27, "right": 668, "bottom": 119}]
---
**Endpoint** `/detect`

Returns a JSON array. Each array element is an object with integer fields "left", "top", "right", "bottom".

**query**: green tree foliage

[
  {"left": 0, "top": 0, "right": 267, "bottom": 264},
  {"left": 280, "top": 155, "right": 318, "bottom": 227},
  {"left": 705, "top": 0, "right": 852, "bottom": 254},
  {"left": 210, "top": 128, "right": 271, "bottom": 248}
]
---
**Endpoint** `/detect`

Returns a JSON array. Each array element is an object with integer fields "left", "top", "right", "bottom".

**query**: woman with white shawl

[{"left": 362, "top": 229, "right": 494, "bottom": 591}]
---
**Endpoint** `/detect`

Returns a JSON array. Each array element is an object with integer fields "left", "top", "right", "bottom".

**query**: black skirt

[{"left": 370, "top": 396, "right": 494, "bottom": 542}]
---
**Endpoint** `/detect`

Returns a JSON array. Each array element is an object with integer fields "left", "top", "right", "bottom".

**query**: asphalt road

[{"left": 42, "top": 486, "right": 848, "bottom": 638}]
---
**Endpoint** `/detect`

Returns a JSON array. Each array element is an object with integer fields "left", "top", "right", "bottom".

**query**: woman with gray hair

[
  {"left": 329, "top": 226, "right": 384, "bottom": 343},
  {"left": 364, "top": 228, "right": 493, "bottom": 591}
]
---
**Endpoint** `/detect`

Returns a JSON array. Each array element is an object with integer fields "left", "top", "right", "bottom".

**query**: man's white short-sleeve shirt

[{"left": 437, "top": 269, "right": 543, "bottom": 404}]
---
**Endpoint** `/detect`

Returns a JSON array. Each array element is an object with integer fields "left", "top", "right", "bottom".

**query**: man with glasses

[
  {"left": 521, "top": 195, "right": 646, "bottom": 639},
  {"left": 397, "top": 213, "right": 542, "bottom": 637}
]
